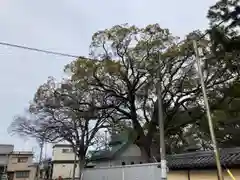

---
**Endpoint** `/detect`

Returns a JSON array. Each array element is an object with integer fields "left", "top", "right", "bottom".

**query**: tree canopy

[
  {"left": 9, "top": 0, "right": 240, "bottom": 163},
  {"left": 65, "top": 19, "right": 240, "bottom": 157},
  {"left": 9, "top": 77, "right": 111, "bottom": 178}
]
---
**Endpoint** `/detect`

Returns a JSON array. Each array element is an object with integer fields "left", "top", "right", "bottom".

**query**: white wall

[
  {"left": 52, "top": 146, "right": 79, "bottom": 179},
  {"left": 52, "top": 146, "right": 76, "bottom": 161},
  {"left": 52, "top": 163, "right": 80, "bottom": 179},
  {"left": 83, "top": 163, "right": 161, "bottom": 180}
]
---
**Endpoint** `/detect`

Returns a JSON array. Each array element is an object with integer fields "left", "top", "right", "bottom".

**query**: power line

[
  {"left": 0, "top": 15, "right": 228, "bottom": 59},
  {"left": 0, "top": 41, "right": 79, "bottom": 58}
]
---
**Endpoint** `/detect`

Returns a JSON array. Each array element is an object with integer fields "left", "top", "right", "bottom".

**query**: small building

[
  {"left": 51, "top": 144, "right": 78, "bottom": 179},
  {"left": 7, "top": 151, "right": 36, "bottom": 180},
  {"left": 0, "top": 144, "right": 14, "bottom": 176},
  {"left": 90, "top": 130, "right": 147, "bottom": 167}
]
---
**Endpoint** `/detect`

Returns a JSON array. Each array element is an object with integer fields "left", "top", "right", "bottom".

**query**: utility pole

[
  {"left": 72, "top": 149, "right": 77, "bottom": 180},
  {"left": 137, "top": 54, "right": 167, "bottom": 179},
  {"left": 36, "top": 139, "right": 44, "bottom": 180},
  {"left": 157, "top": 54, "right": 167, "bottom": 180},
  {"left": 192, "top": 40, "right": 223, "bottom": 180}
]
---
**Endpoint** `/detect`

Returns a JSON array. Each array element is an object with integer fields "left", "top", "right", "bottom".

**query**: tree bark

[{"left": 78, "top": 158, "right": 85, "bottom": 180}]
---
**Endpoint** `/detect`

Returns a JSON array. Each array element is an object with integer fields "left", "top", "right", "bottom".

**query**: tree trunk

[
  {"left": 78, "top": 158, "right": 85, "bottom": 180},
  {"left": 135, "top": 134, "right": 154, "bottom": 162}
]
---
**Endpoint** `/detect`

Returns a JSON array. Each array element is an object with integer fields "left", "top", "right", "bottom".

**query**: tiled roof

[
  {"left": 90, "top": 130, "right": 240, "bottom": 169},
  {"left": 91, "top": 144, "right": 240, "bottom": 169},
  {"left": 90, "top": 141, "right": 129, "bottom": 161},
  {"left": 91, "top": 130, "right": 135, "bottom": 161},
  {"left": 167, "top": 147, "right": 240, "bottom": 169}
]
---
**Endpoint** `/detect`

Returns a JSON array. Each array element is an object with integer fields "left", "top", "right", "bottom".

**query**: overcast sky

[{"left": 0, "top": 0, "right": 216, "bottom": 158}]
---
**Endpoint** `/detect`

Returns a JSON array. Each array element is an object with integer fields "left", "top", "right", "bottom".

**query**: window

[
  {"left": 62, "top": 148, "right": 73, "bottom": 153},
  {"left": 131, "top": 162, "right": 134, "bottom": 165},
  {"left": 15, "top": 171, "right": 29, "bottom": 178},
  {"left": 17, "top": 157, "right": 28, "bottom": 163},
  {"left": 121, "top": 162, "right": 125, "bottom": 166}
]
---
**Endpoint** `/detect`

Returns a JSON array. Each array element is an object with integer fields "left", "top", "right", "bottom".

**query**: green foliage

[
  {"left": 10, "top": 3, "right": 240, "bottom": 157},
  {"left": 9, "top": 77, "right": 109, "bottom": 162},
  {"left": 64, "top": 20, "right": 240, "bottom": 156},
  {"left": 208, "top": 0, "right": 240, "bottom": 31},
  {"left": 64, "top": 22, "right": 229, "bottom": 156}
]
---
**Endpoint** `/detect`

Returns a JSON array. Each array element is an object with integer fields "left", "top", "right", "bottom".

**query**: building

[
  {"left": 50, "top": 130, "right": 240, "bottom": 180},
  {"left": 90, "top": 131, "right": 240, "bottom": 179},
  {"left": 167, "top": 147, "right": 240, "bottom": 179},
  {"left": 7, "top": 151, "right": 36, "bottom": 180},
  {"left": 92, "top": 138, "right": 240, "bottom": 179},
  {"left": 51, "top": 144, "right": 78, "bottom": 179},
  {"left": 90, "top": 130, "right": 147, "bottom": 167},
  {"left": 0, "top": 144, "right": 14, "bottom": 176}
]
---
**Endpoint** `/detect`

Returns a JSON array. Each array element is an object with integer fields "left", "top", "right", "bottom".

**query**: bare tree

[{"left": 9, "top": 77, "right": 110, "bottom": 179}]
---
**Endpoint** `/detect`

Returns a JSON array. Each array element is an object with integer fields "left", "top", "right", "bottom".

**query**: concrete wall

[
  {"left": 83, "top": 163, "right": 161, "bottom": 180},
  {"left": 52, "top": 146, "right": 75, "bottom": 161},
  {"left": 0, "top": 155, "right": 8, "bottom": 166},
  {"left": 52, "top": 161, "right": 240, "bottom": 180},
  {"left": 7, "top": 153, "right": 33, "bottom": 171},
  {"left": 52, "top": 145, "right": 78, "bottom": 179},
  {"left": 7, "top": 152, "right": 35, "bottom": 180},
  {"left": 0, "top": 145, "right": 14, "bottom": 154},
  {"left": 0, "top": 144, "right": 14, "bottom": 166},
  {"left": 10, "top": 166, "right": 36, "bottom": 180},
  {"left": 52, "top": 163, "right": 79, "bottom": 179},
  {"left": 167, "top": 169, "right": 240, "bottom": 180}
]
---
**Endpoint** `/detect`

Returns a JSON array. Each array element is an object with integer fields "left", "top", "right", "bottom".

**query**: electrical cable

[
  {"left": 0, "top": 15, "right": 229, "bottom": 59},
  {"left": 0, "top": 41, "right": 79, "bottom": 58}
]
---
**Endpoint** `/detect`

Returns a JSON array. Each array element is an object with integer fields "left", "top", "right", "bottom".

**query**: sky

[{"left": 0, "top": 0, "right": 216, "bottom": 158}]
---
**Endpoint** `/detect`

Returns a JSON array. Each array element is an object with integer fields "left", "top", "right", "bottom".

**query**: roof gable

[{"left": 91, "top": 130, "right": 136, "bottom": 161}]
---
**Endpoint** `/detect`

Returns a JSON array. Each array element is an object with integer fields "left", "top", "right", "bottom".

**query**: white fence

[{"left": 83, "top": 163, "right": 161, "bottom": 180}]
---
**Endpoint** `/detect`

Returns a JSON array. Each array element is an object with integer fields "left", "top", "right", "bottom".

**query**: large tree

[
  {"left": 207, "top": 0, "right": 240, "bottom": 53},
  {"left": 208, "top": 0, "right": 240, "bottom": 32},
  {"left": 65, "top": 22, "right": 239, "bottom": 158},
  {"left": 9, "top": 77, "right": 109, "bottom": 179},
  {"left": 205, "top": 0, "right": 240, "bottom": 147}
]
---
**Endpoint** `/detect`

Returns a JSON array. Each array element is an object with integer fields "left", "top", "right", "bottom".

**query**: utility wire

[
  {"left": 0, "top": 41, "right": 79, "bottom": 58},
  {"left": 0, "top": 13, "right": 230, "bottom": 59}
]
